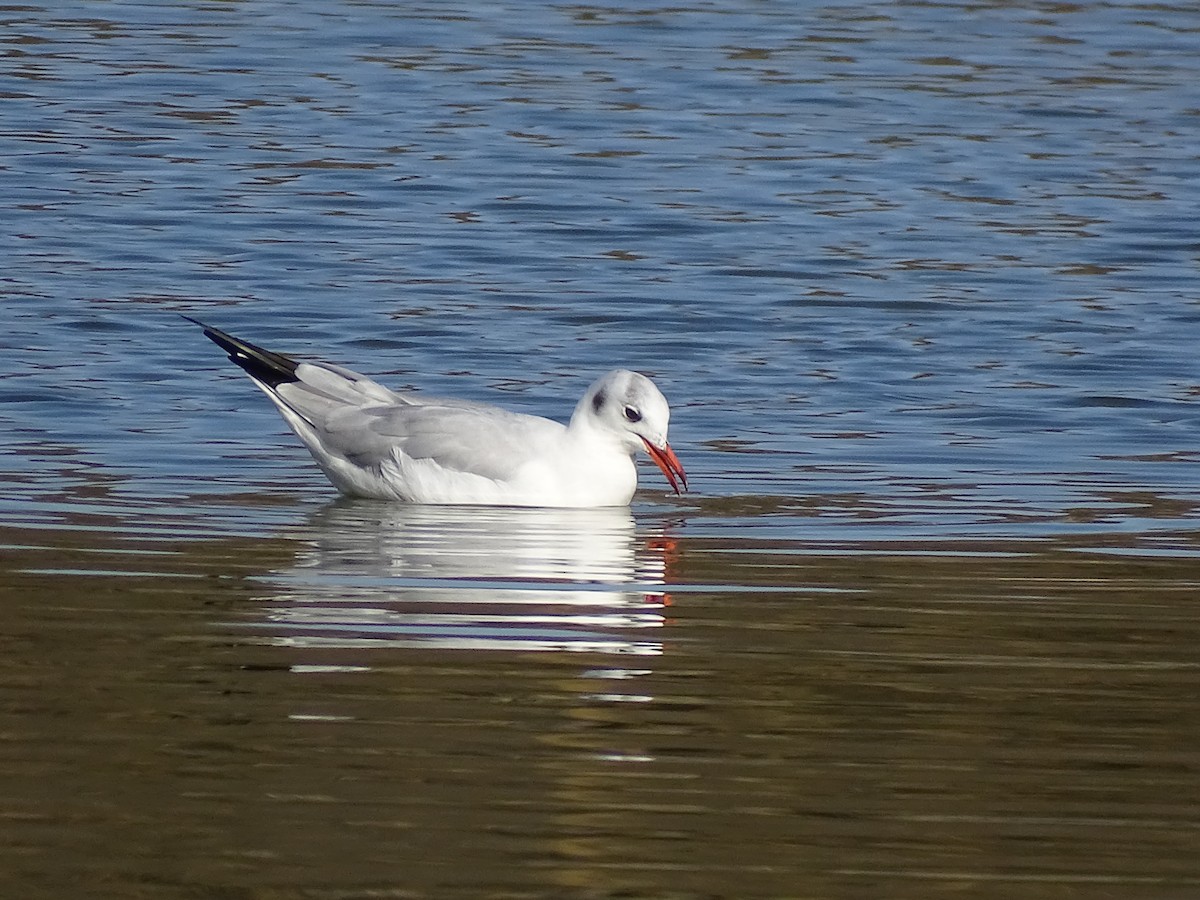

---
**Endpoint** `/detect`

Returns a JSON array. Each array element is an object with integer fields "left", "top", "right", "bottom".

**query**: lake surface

[{"left": 3, "top": 2, "right": 1200, "bottom": 897}]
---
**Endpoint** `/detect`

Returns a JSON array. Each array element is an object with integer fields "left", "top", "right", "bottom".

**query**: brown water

[{"left": 3, "top": 504, "right": 1198, "bottom": 898}]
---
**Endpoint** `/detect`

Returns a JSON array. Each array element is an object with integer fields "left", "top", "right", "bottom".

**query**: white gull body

[{"left": 188, "top": 318, "right": 686, "bottom": 508}]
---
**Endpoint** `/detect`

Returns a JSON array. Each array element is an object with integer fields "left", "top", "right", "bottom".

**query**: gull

[{"left": 186, "top": 317, "right": 686, "bottom": 508}]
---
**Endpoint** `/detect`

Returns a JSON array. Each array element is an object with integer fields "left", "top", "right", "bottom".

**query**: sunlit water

[{"left": 3, "top": 2, "right": 1200, "bottom": 897}]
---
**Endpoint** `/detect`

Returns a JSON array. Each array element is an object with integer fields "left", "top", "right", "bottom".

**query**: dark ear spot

[{"left": 592, "top": 390, "right": 606, "bottom": 414}]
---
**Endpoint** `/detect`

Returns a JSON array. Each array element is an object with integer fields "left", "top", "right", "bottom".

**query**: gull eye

[{"left": 623, "top": 405, "right": 642, "bottom": 423}]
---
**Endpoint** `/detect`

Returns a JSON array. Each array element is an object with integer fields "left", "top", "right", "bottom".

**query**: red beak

[{"left": 641, "top": 438, "right": 687, "bottom": 495}]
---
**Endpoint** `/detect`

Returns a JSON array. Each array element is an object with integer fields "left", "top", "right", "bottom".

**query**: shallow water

[
  {"left": 4, "top": 514, "right": 1199, "bottom": 898},
  {"left": 3, "top": 1, "right": 1200, "bottom": 897}
]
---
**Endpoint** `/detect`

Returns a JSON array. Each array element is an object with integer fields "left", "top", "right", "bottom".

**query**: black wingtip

[{"left": 184, "top": 315, "right": 300, "bottom": 388}]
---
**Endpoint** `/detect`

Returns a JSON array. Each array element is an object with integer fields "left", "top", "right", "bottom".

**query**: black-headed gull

[{"left": 187, "top": 318, "right": 686, "bottom": 507}]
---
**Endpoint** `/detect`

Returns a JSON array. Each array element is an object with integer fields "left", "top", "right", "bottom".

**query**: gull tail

[{"left": 183, "top": 316, "right": 299, "bottom": 388}]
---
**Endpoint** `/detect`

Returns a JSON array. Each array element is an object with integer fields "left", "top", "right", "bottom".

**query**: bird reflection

[{"left": 249, "top": 500, "right": 673, "bottom": 656}]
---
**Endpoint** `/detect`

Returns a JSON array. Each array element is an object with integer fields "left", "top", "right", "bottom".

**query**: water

[{"left": 3, "top": 1, "right": 1200, "bottom": 896}]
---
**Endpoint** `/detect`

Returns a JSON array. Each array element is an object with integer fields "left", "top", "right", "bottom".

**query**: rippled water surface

[{"left": 3, "top": 2, "right": 1200, "bottom": 897}]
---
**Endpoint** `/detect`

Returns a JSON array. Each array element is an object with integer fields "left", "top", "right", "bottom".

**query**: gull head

[{"left": 573, "top": 369, "right": 687, "bottom": 494}]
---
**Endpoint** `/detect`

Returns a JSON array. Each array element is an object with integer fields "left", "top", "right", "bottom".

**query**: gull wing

[
  {"left": 274, "top": 364, "right": 563, "bottom": 482},
  {"left": 188, "top": 318, "right": 571, "bottom": 493}
]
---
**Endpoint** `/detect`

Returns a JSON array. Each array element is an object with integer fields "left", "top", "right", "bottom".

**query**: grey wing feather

[
  {"left": 272, "top": 363, "right": 560, "bottom": 481},
  {"left": 363, "top": 405, "right": 559, "bottom": 481},
  {"left": 277, "top": 362, "right": 403, "bottom": 418}
]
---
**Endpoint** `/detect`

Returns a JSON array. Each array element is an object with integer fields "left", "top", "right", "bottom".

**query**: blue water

[{"left": 4, "top": 0, "right": 1200, "bottom": 548}]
